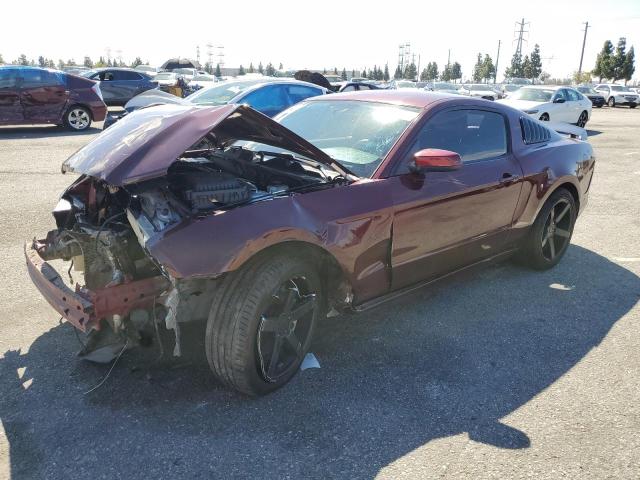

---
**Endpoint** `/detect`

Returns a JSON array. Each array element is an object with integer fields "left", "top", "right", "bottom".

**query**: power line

[{"left": 513, "top": 18, "right": 530, "bottom": 58}]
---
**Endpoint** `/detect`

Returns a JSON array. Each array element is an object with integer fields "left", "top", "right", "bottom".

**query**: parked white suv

[{"left": 594, "top": 84, "right": 638, "bottom": 108}]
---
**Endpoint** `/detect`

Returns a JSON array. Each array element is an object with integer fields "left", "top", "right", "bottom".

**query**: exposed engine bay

[{"left": 32, "top": 143, "right": 346, "bottom": 361}]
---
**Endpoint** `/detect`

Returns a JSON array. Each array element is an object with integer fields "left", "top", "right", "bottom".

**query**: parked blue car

[
  {"left": 82, "top": 68, "right": 157, "bottom": 106},
  {"left": 103, "top": 78, "right": 328, "bottom": 128}
]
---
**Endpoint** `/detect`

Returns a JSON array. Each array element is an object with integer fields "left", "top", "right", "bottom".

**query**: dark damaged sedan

[{"left": 25, "top": 91, "right": 595, "bottom": 395}]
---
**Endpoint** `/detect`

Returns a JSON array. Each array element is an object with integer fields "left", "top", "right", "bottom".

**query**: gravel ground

[{"left": 0, "top": 107, "right": 639, "bottom": 479}]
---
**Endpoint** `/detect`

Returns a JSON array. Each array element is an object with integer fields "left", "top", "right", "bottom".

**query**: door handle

[{"left": 499, "top": 173, "right": 520, "bottom": 185}]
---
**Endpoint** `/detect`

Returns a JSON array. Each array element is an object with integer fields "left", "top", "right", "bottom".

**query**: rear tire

[
  {"left": 630, "top": 104, "right": 637, "bottom": 109},
  {"left": 608, "top": 97, "right": 616, "bottom": 108},
  {"left": 516, "top": 189, "right": 576, "bottom": 270},
  {"left": 205, "top": 253, "right": 322, "bottom": 396},
  {"left": 64, "top": 106, "right": 92, "bottom": 131}
]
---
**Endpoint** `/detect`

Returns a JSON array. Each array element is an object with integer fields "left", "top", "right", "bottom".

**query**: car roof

[{"left": 307, "top": 89, "right": 449, "bottom": 108}]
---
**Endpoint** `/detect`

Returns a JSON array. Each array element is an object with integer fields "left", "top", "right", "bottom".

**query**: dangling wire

[{"left": 83, "top": 339, "right": 128, "bottom": 395}]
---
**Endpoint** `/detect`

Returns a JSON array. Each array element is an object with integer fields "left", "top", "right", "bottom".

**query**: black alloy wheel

[
  {"left": 257, "top": 277, "right": 317, "bottom": 383},
  {"left": 540, "top": 198, "right": 573, "bottom": 262}
]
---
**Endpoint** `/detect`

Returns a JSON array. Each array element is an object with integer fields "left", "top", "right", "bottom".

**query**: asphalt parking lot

[{"left": 0, "top": 107, "right": 639, "bottom": 479}]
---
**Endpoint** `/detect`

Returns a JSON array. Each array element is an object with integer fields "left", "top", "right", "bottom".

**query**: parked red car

[
  {"left": 25, "top": 91, "right": 595, "bottom": 395},
  {"left": 0, "top": 66, "right": 107, "bottom": 131}
]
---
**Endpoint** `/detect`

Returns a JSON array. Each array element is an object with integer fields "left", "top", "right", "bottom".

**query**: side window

[
  {"left": 118, "top": 71, "right": 143, "bottom": 80},
  {"left": 241, "top": 85, "right": 289, "bottom": 114},
  {"left": 21, "top": 69, "right": 62, "bottom": 87},
  {"left": 341, "top": 85, "right": 357, "bottom": 92},
  {"left": 567, "top": 89, "right": 581, "bottom": 101},
  {"left": 554, "top": 89, "right": 567, "bottom": 101},
  {"left": 286, "top": 85, "right": 323, "bottom": 104},
  {"left": 0, "top": 69, "right": 19, "bottom": 88},
  {"left": 99, "top": 71, "right": 115, "bottom": 81},
  {"left": 397, "top": 109, "right": 507, "bottom": 173},
  {"left": 358, "top": 85, "right": 372, "bottom": 90}
]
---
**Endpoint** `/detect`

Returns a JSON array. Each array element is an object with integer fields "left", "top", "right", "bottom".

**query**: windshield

[
  {"left": 155, "top": 72, "right": 175, "bottom": 80},
  {"left": 192, "top": 75, "right": 214, "bottom": 81},
  {"left": 187, "top": 80, "right": 265, "bottom": 105},
  {"left": 510, "top": 87, "right": 554, "bottom": 102},
  {"left": 433, "top": 83, "right": 456, "bottom": 90},
  {"left": 611, "top": 85, "right": 632, "bottom": 92},
  {"left": 578, "top": 86, "right": 597, "bottom": 94},
  {"left": 470, "top": 84, "right": 493, "bottom": 90},
  {"left": 504, "top": 85, "right": 522, "bottom": 92},
  {"left": 395, "top": 81, "right": 417, "bottom": 88},
  {"left": 245, "top": 100, "right": 419, "bottom": 177}
]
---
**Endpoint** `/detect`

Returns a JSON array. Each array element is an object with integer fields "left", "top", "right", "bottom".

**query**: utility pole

[
  {"left": 578, "top": 21, "right": 590, "bottom": 75},
  {"left": 514, "top": 18, "right": 529, "bottom": 58},
  {"left": 494, "top": 39, "right": 501, "bottom": 83}
]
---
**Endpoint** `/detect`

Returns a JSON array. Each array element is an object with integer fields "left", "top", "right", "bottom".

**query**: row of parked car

[{"left": 1, "top": 64, "right": 638, "bottom": 133}]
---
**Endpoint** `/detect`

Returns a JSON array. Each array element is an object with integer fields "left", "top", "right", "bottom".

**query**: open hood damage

[{"left": 62, "top": 103, "right": 350, "bottom": 185}]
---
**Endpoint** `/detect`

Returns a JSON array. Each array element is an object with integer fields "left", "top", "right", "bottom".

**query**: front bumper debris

[{"left": 25, "top": 240, "right": 170, "bottom": 332}]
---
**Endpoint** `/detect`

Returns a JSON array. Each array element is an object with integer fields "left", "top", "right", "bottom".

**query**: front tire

[
  {"left": 205, "top": 253, "right": 322, "bottom": 396},
  {"left": 539, "top": 113, "right": 550, "bottom": 121},
  {"left": 608, "top": 97, "right": 616, "bottom": 107},
  {"left": 516, "top": 189, "right": 576, "bottom": 270},
  {"left": 64, "top": 106, "right": 92, "bottom": 131},
  {"left": 630, "top": 104, "right": 637, "bottom": 109},
  {"left": 577, "top": 110, "right": 588, "bottom": 128}
]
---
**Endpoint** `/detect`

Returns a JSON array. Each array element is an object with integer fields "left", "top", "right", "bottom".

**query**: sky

[{"left": 2, "top": 0, "right": 639, "bottom": 81}]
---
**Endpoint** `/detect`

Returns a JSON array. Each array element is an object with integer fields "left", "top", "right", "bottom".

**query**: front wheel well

[
  {"left": 554, "top": 182, "right": 580, "bottom": 214},
  {"left": 241, "top": 241, "right": 351, "bottom": 311}
]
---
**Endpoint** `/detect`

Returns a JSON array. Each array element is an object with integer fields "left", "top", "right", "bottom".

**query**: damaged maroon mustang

[{"left": 26, "top": 91, "right": 595, "bottom": 395}]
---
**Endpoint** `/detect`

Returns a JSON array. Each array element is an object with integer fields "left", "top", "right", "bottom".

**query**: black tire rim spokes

[
  {"left": 257, "top": 277, "right": 316, "bottom": 383},
  {"left": 578, "top": 112, "right": 587, "bottom": 127},
  {"left": 541, "top": 199, "right": 572, "bottom": 261}
]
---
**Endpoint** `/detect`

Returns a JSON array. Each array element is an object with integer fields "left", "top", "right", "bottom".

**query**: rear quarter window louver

[{"left": 520, "top": 117, "right": 552, "bottom": 145}]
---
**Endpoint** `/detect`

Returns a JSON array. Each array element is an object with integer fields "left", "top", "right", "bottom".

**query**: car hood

[{"left": 62, "top": 103, "right": 348, "bottom": 186}]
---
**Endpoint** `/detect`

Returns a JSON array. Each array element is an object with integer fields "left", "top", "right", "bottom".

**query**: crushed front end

[{"left": 25, "top": 175, "right": 172, "bottom": 361}]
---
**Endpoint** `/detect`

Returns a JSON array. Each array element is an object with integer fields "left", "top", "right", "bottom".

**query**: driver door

[
  {"left": 551, "top": 89, "right": 571, "bottom": 122},
  {"left": 388, "top": 107, "right": 523, "bottom": 289}
]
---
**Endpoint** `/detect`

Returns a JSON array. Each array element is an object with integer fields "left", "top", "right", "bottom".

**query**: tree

[
  {"left": 425, "top": 62, "right": 438, "bottom": 81},
  {"left": 530, "top": 44, "right": 542, "bottom": 82},
  {"left": 279, "top": 62, "right": 283, "bottom": 70},
  {"left": 95, "top": 56, "right": 107, "bottom": 68},
  {"left": 394, "top": 65, "right": 402, "bottom": 79},
  {"left": 592, "top": 40, "right": 615, "bottom": 82},
  {"left": 248, "top": 62, "right": 254, "bottom": 73},
  {"left": 341, "top": 68, "right": 347, "bottom": 80},
  {"left": 481, "top": 55, "right": 495, "bottom": 83},
  {"left": 572, "top": 70, "right": 592, "bottom": 84},
  {"left": 37, "top": 56, "right": 46, "bottom": 67},
  {"left": 613, "top": 37, "right": 628, "bottom": 81},
  {"left": 83, "top": 56, "right": 94, "bottom": 68},
  {"left": 505, "top": 52, "right": 523, "bottom": 78},
  {"left": 215, "top": 64, "right": 222, "bottom": 77},
  {"left": 57, "top": 59, "right": 64, "bottom": 70},
  {"left": 266, "top": 62, "right": 276, "bottom": 76},
  {"left": 323, "top": 67, "right": 327, "bottom": 74},
  {"left": 0, "top": 53, "right": 4, "bottom": 65},
  {"left": 258, "top": 62, "right": 263, "bottom": 74},
  {"left": 18, "top": 54, "right": 28, "bottom": 66},
  {"left": 472, "top": 53, "right": 483, "bottom": 82},
  {"left": 403, "top": 62, "right": 417, "bottom": 80},
  {"left": 451, "top": 62, "right": 462, "bottom": 83},
  {"left": 333, "top": 67, "right": 338, "bottom": 75},
  {"left": 351, "top": 69, "right": 356, "bottom": 79},
  {"left": 622, "top": 46, "right": 635, "bottom": 84},
  {"left": 204, "top": 62, "right": 213, "bottom": 74},
  {"left": 362, "top": 68, "right": 367, "bottom": 78},
  {"left": 539, "top": 71, "right": 551, "bottom": 83},
  {"left": 66, "top": 58, "right": 76, "bottom": 66},
  {"left": 522, "top": 55, "right": 532, "bottom": 79},
  {"left": 238, "top": 65, "right": 245, "bottom": 76},
  {"left": 441, "top": 64, "right": 452, "bottom": 81},
  {"left": 383, "top": 64, "right": 390, "bottom": 81},
  {"left": 420, "top": 68, "right": 429, "bottom": 81}
]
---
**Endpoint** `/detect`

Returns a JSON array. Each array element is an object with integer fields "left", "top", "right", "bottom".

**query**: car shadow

[
  {"left": 586, "top": 129, "right": 602, "bottom": 137},
  {"left": 0, "top": 125, "right": 102, "bottom": 139},
  {"left": 1, "top": 245, "right": 638, "bottom": 479}
]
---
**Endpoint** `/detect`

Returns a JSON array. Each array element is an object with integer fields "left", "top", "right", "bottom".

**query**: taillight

[{"left": 91, "top": 83, "right": 104, "bottom": 102}]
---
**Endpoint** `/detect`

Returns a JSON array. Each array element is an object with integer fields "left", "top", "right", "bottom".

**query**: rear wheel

[
  {"left": 205, "top": 253, "right": 322, "bottom": 396},
  {"left": 64, "top": 106, "right": 92, "bottom": 131},
  {"left": 516, "top": 189, "right": 576, "bottom": 270},
  {"left": 539, "top": 113, "right": 550, "bottom": 121},
  {"left": 577, "top": 110, "right": 588, "bottom": 128},
  {"left": 608, "top": 97, "right": 616, "bottom": 107},
  {"left": 630, "top": 104, "right": 637, "bottom": 109}
]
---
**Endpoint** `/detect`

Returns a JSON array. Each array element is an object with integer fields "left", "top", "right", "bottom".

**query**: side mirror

[
  {"left": 553, "top": 97, "right": 566, "bottom": 103},
  {"left": 409, "top": 148, "right": 462, "bottom": 173}
]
